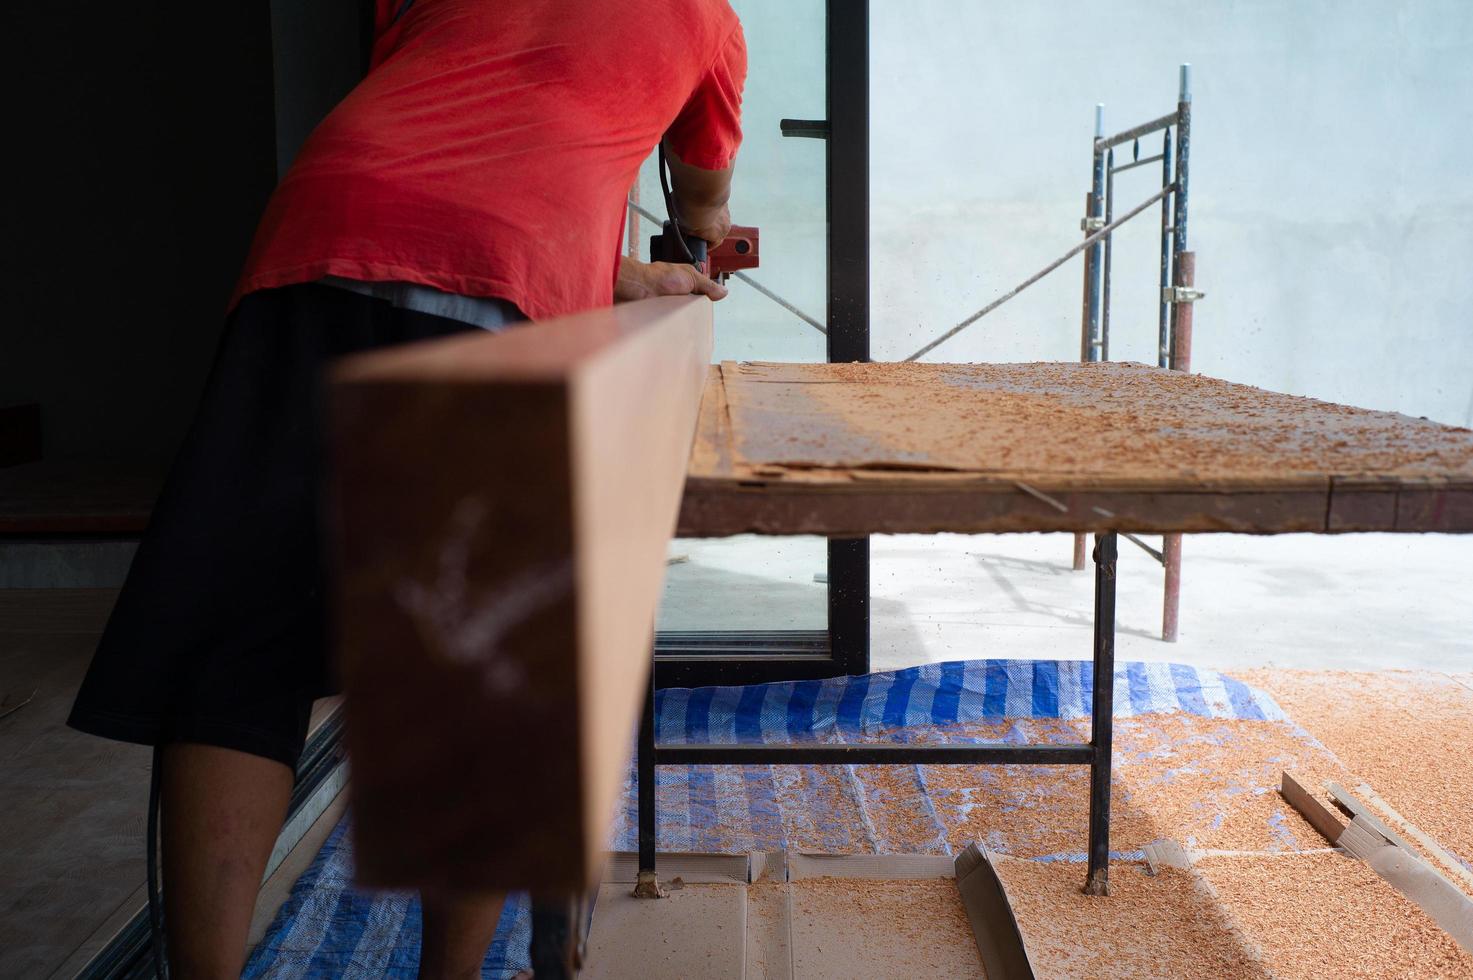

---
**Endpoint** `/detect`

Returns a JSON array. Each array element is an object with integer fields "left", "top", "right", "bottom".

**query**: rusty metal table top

[{"left": 679, "top": 361, "right": 1473, "bottom": 538}]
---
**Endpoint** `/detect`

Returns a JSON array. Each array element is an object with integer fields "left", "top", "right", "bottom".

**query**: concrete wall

[
  {"left": 688, "top": 1, "right": 1473, "bottom": 427},
  {"left": 869, "top": 0, "right": 1473, "bottom": 425}
]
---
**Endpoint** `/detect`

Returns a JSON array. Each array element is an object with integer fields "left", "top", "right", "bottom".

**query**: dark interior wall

[
  {"left": 272, "top": 0, "right": 369, "bottom": 179},
  {"left": 6, "top": 2, "right": 364, "bottom": 467}
]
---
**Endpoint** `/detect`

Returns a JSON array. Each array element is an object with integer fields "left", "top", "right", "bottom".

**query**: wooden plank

[
  {"left": 679, "top": 361, "right": 1473, "bottom": 536},
  {"left": 1341, "top": 818, "right": 1473, "bottom": 954},
  {"left": 1327, "top": 477, "right": 1401, "bottom": 532},
  {"left": 328, "top": 295, "right": 713, "bottom": 892},
  {"left": 1327, "top": 781, "right": 1421, "bottom": 853}
]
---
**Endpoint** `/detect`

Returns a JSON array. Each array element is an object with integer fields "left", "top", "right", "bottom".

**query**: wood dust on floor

[
  {"left": 784, "top": 878, "right": 984, "bottom": 980},
  {"left": 986, "top": 669, "right": 1473, "bottom": 979},
  {"left": 995, "top": 860, "right": 1267, "bottom": 979},
  {"left": 911, "top": 712, "right": 1351, "bottom": 858},
  {"left": 1197, "top": 851, "right": 1473, "bottom": 979},
  {"left": 609, "top": 671, "right": 1473, "bottom": 977},
  {"left": 1236, "top": 668, "right": 1473, "bottom": 888},
  {"left": 996, "top": 852, "right": 1473, "bottom": 980}
]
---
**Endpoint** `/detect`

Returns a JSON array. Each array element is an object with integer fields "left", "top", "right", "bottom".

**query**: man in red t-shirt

[{"left": 68, "top": 1, "right": 747, "bottom": 974}]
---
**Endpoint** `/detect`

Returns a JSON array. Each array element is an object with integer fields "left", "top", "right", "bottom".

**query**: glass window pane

[{"left": 650, "top": 0, "right": 828, "bottom": 635}]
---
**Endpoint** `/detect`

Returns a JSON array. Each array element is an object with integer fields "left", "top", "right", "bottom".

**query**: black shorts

[{"left": 68, "top": 282, "right": 516, "bottom": 767}]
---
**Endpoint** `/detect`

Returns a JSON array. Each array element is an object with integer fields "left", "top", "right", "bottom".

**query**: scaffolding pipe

[
  {"left": 1162, "top": 64, "right": 1194, "bottom": 644},
  {"left": 1086, "top": 105, "right": 1106, "bottom": 364},
  {"left": 902, "top": 184, "right": 1170, "bottom": 362},
  {"left": 1157, "top": 130, "right": 1174, "bottom": 368},
  {"left": 1095, "top": 110, "right": 1179, "bottom": 151}
]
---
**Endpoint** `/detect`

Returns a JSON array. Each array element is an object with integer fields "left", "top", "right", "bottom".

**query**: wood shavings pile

[
  {"left": 994, "top": 859, "right": 1267, "bottom": 979},
  {"left": 1237, "top": 668, "right": 1473, "bottom": 888},
  {"left": 1196, "top": 851, "right": 1473, "bottom": 979},
  {"left": 638, "top": 673, "right": 1473, "bottom": 975},
  {"left": 719, "top": 360, "right": 1473, "bottom": 484},
  {"left": 788, "top": 877, "right": 985, "bottom": 978},
  {"left": 914, "top": 713, "right": 1349, "bottom": 857}
]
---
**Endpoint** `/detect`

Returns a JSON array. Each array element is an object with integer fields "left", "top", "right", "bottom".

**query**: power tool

[{"left": 648, "top": 221, "right": 759, "bottom": 282}]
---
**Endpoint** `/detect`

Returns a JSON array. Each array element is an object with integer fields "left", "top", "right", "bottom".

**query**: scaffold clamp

[{"left": 1162, "top": 285, "right": 1205, "bottom": 304}]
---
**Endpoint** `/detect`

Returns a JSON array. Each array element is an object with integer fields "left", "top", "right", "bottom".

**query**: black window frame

[{"left": 655, "top": 0, "right": 870, "bottom": 687}]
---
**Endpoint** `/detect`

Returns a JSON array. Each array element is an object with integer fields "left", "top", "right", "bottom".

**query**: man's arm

[{"left": 663, "top": 141, "right": 733, "bottom": 247}]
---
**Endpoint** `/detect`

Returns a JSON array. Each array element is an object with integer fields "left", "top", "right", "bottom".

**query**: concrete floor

[
  {"left": 0, "top": 589, "right": 151, "bottom": 979},
  {"left": 0, "top": 589, "right": 343, "bottom": 977},
  {"left": 661, "top": 533, "right": 1473, "bottom": 674}
]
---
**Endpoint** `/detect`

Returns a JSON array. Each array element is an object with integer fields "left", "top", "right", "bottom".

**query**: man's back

[{"left": 237, "top": 0, "right": 746, "bottom": 321}]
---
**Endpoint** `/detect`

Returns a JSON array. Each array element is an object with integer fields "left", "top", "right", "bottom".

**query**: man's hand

[
  {"left": 679, "top": 202, "right": 732, "bottom": 248},
  {"left": 615, "top": 255, "right": 728, "bottom": 303}
]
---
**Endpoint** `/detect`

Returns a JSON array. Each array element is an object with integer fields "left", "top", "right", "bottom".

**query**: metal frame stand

[
  {"left": 636, "top": 532, "right": 1119, "bottom": 901},
  {"left": 1075, "top": 66, "right": 1201, "bottom": 643}
]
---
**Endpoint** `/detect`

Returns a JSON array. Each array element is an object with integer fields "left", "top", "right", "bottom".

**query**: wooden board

[
  {"left": 328, "top": 295, "right": 712, "bottom": 892},
  {"left": 680, "top": 361, "right": 1473, "bottom": 537}
]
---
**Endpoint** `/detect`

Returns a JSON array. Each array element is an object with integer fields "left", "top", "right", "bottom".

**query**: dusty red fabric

[{"left": 234, "top": 0, "right": 745, "bottom": 321}]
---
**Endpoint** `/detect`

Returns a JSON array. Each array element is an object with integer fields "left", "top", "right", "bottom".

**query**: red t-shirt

[{"left": 234, "top": 0, "right": 746, "bottom": 321}]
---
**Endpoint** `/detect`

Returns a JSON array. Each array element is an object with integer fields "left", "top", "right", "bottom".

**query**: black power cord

[
  {"left": 147, "top": 745, "right": 168, "bottom": 979},
  {"left": 655, "top": 142, "right": 697, "bottom": 265}
]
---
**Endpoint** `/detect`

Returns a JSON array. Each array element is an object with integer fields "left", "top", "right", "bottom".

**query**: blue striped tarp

[{"left": 244, "top": 659, "right": 1283, "bottom": 979}]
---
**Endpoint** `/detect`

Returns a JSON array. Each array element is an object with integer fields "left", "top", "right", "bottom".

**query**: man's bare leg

[
  {"left": 419, "top": 891, "right": 507, "bottom": 980},
  {"left": 160, "top": 742, "right": 294, "bottom": 979}
]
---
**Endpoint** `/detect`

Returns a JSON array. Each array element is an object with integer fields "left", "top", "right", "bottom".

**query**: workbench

[
  {"left": 622, "top": 356, "right": 1473, "bottom": 937},
  {"left": 679, "top": 359, "right": 1473, "bottom": 538},
  {"left": 326, "top": 297, "right": 1473, "bottom": 975}
]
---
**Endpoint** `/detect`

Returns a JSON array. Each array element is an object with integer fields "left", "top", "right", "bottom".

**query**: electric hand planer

[{"left": 648, "top": 221, "right": 759, "bottom": 282}]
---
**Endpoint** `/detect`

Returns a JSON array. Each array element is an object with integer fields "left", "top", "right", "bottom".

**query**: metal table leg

[
  {"left": 1084, "top": 531, "right": 1117, "bottom": 896},
  {"left": 633, "top": 659, "right": 662, "bottom": 898}
]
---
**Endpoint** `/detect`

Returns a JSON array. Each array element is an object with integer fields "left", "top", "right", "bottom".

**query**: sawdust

[
  {"left": 638, "top": 698, "right": 1473, "bottom": 976},
  {"left": 914, "top": 713, "right": 1349, "bottom": 858},
  {"left": 851, "top": 762, "right": 952, "bottom": 853},
  {"left": 1196, "top": 851, "right": 1473, "bottom": 979},
  {"left": 1236, "top": 668, "right": 1473, "bottom": 885},
  {"left": 774, "top": 762, "right": 879, "bottom": 853},
  {"left": 788, "top": 877, "right": 985, "bottom": 978},
  {"left": 716, "top": 360, "right": 1473, "bottom": 486},
  {"left": 994, "top": 859, "right": 1268, "bottom": 979}
]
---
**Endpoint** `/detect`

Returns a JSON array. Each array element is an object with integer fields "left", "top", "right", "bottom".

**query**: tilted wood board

[
  {"left": 328, "top": 296, "right": 712, "bottom": 891},
  {"left": 680, "top": 360, "right": 1473, "bottom": 537}
]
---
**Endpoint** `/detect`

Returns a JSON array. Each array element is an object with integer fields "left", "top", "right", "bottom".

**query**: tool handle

[{"left": 649, "top": 221, "right": 707, "bottom": 271}]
